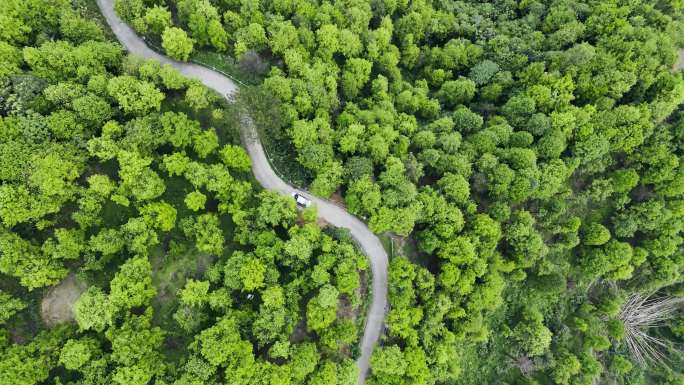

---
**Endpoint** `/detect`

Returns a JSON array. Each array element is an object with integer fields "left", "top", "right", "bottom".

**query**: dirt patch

[
  {"left": 41, "top": 273, "right": 86, "bottom": 327},
  {"left": 358, "top": 269, "right": 368, "bottom": 301},
  {"left": 328, "top": 191, "right": 347, "bottom": 208},
  {"left": 337, "top": 294, "right": 356, "bottom": 321},
  {"left": 675, "top": 49, "right": 684, "bottom": 71},
  {"left": 290, "top": 318, "right": 308, "bottom": 343},
  {"left": 316, "top": 216, "right": 329, "bottom": 227}
]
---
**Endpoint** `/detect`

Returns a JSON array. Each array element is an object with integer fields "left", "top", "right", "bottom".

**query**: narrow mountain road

[{"left": 96, "top": 1, "right": 388, "bottom": 383}]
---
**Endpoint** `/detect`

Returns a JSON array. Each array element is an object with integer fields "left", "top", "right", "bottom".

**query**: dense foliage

[
  {"left": 0, "top": 1, "right": 368, "bottom": 384},
  {"left": 113, "top": 0, "right": 684, "bottom": 383}
]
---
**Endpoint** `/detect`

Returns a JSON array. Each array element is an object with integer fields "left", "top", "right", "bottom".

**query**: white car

[{"left": 291, "top": 192, "right": 312, "bottom": 208}]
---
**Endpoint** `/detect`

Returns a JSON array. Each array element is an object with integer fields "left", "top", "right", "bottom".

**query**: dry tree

[
  {"left": 618, "top": 293, "right": 684, "bottom": 366},
  {"left": 510, "top": 355, "right": 539, "bottom": 376}
]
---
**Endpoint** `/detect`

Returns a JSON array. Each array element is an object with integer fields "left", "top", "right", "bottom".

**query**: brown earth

[
  {"left": 40, "top": 273, "right": 86, "bottom": 327},
  {"left": 328, "top": 191, "right": 347, "bottom": 208},
  {"left": 675, "top": 49, "right": 684, "bottom": 71}
]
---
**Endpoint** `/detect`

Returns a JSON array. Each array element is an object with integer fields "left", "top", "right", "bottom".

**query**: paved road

[{"left": 96, "top": 1, "right": 388, "bottom": 383}]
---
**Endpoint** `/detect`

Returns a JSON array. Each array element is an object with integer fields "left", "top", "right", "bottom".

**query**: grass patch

[
  {"left": 191, "top": 50, "right": 267, "bottom": 86},
  {"left": 377, "top": 233, "right": 395, "bottom": 259},
  {"left": 378, "top": 233, "right": 421, "bottom": 264},
  {"left": 238, "top": 86, "right": 312, "bottom": 188}
]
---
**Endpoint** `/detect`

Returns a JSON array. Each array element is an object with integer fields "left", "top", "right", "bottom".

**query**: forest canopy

[
  {"left": 0, "top": 1, "right": 368, "bottom": 384},
  {"left": 112, "top": 0, "right": 684, "bottom": 383},
  {"left": 1, "top": 0, "right": 684, "bottom": 384}
]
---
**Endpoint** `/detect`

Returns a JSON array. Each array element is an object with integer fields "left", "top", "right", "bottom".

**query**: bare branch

[{"left": 618, "top": 293, "right": 684, "bottom": 366}]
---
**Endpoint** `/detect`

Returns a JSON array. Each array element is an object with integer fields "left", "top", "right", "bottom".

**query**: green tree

[
  {"left": 0, "top": 329, "right": 66, "bottom": 385},
  {"left": 290, "top": 343, "right": 319, "bottom": 382},
  {"left": 341, "top": 58, "right": 373, "bottom": 98},
  {"left": 0, "top": 42, "right": 23, "bottom": 78},
  {"left": 74, "top": 286, "right": 115, "bottom": 332},
  {"left": 253, "top": 191, "right": 297, "bottom": 229},
  {"left": 107, "top": 310, "right": 165, "bottom": 385},
  {"left": 109, "top": 255, "right": 156, "bottom": 309},
  {"left": 208, "top": 19, "right": 228, "bottom": 52},
  {"left": 185, "top": 82, "right": 211, "bottom": 111},
  {"left": 185, "top": 191, "right": 207, "bottom": 211},
  {"left": 59, "top": 10, "right": 105, "bottom": 43},
  {"left": 252, "top": 285, "right": 287, "bottom": 345},
  {"left": 73, "top": 94, "right": 113, "bottom": 127},
  {"left": 107, "top": 76, "right": 164, "bottom": 116},
  {"left": 234, "top": 23, "right": 267, "bottom": 57},
  {"left": 59, "top": 338, "right": 99, "bottom": 370},
  {"left": 179, "top": 279, "right": 210, "bottom": 307},
  {"left": 437, "top": 172, "right": 470, "bottom": 204},
  {"left": 220, "top": 145, "right": 252, "bottom": 172},
  {"left": 370, "top": 345, "right": 407, "bottom": 377},
  {"left": 581, "top": 223, "right": 611, "bottom": 246},
  {"left": 306, "top": 284, "right": 339, "bottom": 332},
  {"left": 196, "top": 315, "right": 253, "bottom": 367},
  {"left": 139, "top": 201, "right": 177, "bottom": 232},
  {"left": 345, "top": 177, "right": 381, "bottom": 217},
  {"left": 192, "top": 128, "right": 219, "bottom": 158},
  {"left": 0, "top": 229, "right": 67, "bottom": 290},
  {"left": 162, "top": 27, "right": 194, "bottom": 61},
  {"left": 0, "top": 291, "right": 26, "bottom": 325},
  {"left": 311, "top": 160, "right": 343, "bottom": 197},
  {"left": 160, "top": 64, "right": 188, "bottom": 89},
  {"left": 144, "top": 6, "right": 172, "bottom": 36},
  {"left": 437, "top": 77, "right": 476, "bottom": 107},
  {"left": 161, "top": 112, "right": 201, "bottom": 149},
  {"left": 162, "top": 152, "right": 191, "bottom": 176},
  {"left": 182, "top": 213, "right": 225, "bottom": 255},
  {"left": 234, "top": 253, "right": 265, "bottom": 292},
  {"left": 512, "top": 308, "right": 552, "bottom": 357},
  {"left": 309, "top": 360, "right": 338, "bottom": 385},
  {"left": 551, "top": 349, "right": 581, "bottom": 385}
]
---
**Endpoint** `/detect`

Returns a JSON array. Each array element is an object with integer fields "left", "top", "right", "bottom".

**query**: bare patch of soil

[
  {"left": 290, "top": 318, "right": 308, "bottom": 343},
  {"left": 328, "top": 191, "right": 347, "bottom": 208},
  {"left": 337, "top": 294, "right": 356, "bottom": 320},
  {"left": 10, "top": 329, "right": 27, "bottom": 344},
  {"left": 41, "top": 273, "right": 86, "bottom": 327},
  {"left": 316, "top": 216, "right": 329, "bottom": 227},
  {"left": 359, "top": 269, "right": 368, "bottom": 298}
]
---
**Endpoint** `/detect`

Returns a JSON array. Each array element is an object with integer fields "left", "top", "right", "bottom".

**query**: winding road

[{"left": 96, "top": 1, "right": 388, "bottom": 383}]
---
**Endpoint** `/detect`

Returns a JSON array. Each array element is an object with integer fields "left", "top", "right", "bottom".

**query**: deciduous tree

[{"left": 162, "top": 27, "right": 194, "bottom": 61}]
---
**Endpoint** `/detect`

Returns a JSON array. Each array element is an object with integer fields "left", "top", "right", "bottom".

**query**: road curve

[{"left": 96, "top": 1, "right": 388, "bottom": 383}]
